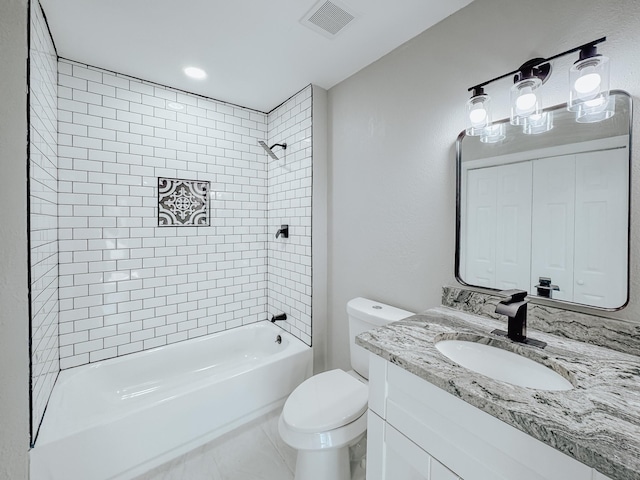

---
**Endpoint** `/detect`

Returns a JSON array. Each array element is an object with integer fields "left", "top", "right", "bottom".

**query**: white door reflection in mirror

[
  {"left": 461, "top": 136, "right": 628, "bottom": 309},
  {"left": 531, "top": 155, "right": 576, "bottom": 303},
  {"left": 573, "top": 148, "right": 627, "bottom": 307},
  {"left": 463, "top": 163, "right": 531, "bottom": 290}
]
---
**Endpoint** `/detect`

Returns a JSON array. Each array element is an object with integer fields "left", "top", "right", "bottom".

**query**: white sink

[{"left": 435, "top": 340, "right": 573, "bottom": 391}]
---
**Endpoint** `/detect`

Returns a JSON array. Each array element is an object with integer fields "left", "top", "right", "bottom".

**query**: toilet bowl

[
  {"left": 279, "top": 369, "right": 368, "bottom": 480},
  {"left": 279, "top": 298, "right": 413, "bottom": 480}
]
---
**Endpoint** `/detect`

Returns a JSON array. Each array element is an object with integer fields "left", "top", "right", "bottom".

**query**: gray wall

[
  {"left": 0, "top": 0, "right": 30, "bottom": 478},
  {"left": 327, "top": 0, "right": 640, "bottom": 370}
]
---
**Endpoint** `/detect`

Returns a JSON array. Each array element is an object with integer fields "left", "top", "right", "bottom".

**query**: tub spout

[{"left": 271, "top": 313, "right": 287, "bottom": 323}]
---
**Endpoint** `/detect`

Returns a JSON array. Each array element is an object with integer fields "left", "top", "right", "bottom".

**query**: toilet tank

[{"left": 347, "top": 297, "right": 414, "bottom": 379}]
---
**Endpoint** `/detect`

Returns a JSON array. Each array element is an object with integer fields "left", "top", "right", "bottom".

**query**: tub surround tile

[
  {"left": 30, "top": 0, "right": 59, "bottom": 441},
  {"left": 57, "top": 60, "right": 313, "bottom": 366},
  {"left": 357, "top": 306, "right": 640, "bottom": 480},
  {"left": 266, "top": 87, "right": 313, "bottom": 346},
  {"left": 442, "top": 286, "right": 640, "bottom": 357}
]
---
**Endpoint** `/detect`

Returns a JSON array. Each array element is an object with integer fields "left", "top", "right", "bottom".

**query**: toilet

[{"left": 278, "top": 297, "right": 413, "bottom": 480}]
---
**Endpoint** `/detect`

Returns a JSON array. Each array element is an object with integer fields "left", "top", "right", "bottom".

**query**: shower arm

[{"left": 258, "top": 140, "right": 287, "bottom": 160}]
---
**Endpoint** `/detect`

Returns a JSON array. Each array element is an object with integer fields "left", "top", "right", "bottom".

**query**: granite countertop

[{"left": 356, "top": 306, "right": 640, "bottom": 480}]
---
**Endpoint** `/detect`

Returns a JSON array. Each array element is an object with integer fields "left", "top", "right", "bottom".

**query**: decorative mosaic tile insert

[{"left": 158, "top": 177, "right": 210, "bottom": 226}]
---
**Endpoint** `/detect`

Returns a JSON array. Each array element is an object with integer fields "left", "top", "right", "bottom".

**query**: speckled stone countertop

[{"left": 356, "top": 306, "right": 640, "bottom": 480}]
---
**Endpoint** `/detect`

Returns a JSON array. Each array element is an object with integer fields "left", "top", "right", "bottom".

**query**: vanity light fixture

[
  {"left": 523, "top": 111, "right": 554, "bottom": 135},
  {"left": 465, "top": 86, "right": 492, "bottom": 136},
  {"left": 568, "top": 43, "right": 610, "bottom": 112},
  {"left": 465, "top": 37, "right": 611, "bottom": 138},
  {"left": 509, "top": 58, "right": 550, "bottom": 126},
  {"left": 480, "top": 123, "right": 505, "bottom": 144},
  {"left": 184, "top": 66, "right": 207, "bottom": 79},
  {"left": 576, "top": 95, "right": 615, "bottom": 123}
]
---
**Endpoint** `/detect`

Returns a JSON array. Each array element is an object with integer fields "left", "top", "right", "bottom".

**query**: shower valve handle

[{"left": 275, "top": 225, "right": 289, "bottom": 239}]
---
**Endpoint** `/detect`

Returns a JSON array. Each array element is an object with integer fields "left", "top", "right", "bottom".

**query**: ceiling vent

[{"left": 301, "top": 0, "right": 356, "bottom": 38}]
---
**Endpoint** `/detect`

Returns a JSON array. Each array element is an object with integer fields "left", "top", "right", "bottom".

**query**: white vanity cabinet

[{"left": 366, "top": 354, "right": 613, "bottom": 480}]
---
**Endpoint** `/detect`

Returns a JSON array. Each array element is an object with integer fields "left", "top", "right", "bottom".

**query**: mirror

[{"left": 456, "top": 91, "right": 631, "bottom": 310}]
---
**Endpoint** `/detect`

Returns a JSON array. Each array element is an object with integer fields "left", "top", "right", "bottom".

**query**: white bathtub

[{"left": 30, "top": 321, "right": 312, "bottom": 480}]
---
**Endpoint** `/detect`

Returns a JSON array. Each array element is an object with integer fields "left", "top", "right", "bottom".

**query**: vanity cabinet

[
  {"left": 366, "top": 354, "right": 613, "bottom": 480},
  {"left": 368, "top": 413, "right": 460, "bottom": 480}
]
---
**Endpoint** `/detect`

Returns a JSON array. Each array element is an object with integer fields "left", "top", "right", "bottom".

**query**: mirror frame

[{"left": 455, "top": 90, "right": 633, "bottom": 311}]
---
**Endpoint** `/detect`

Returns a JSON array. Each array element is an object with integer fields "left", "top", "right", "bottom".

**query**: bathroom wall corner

[
  {"left": 0, "top": 0, "right": 31, "bottom": 477},
  {"left": 312, "top": 85, "right": 328, "bottom": 374},
  {"left": 267, "top": 86, "right": 313, "bottom": 346},
  {"left": 29, "top": 0, "right": 59, "bottom": 442}
]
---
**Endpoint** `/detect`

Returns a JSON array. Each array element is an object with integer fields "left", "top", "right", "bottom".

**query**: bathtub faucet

[{"left": 271, "top": 313, "right": 287, "bottom": 323}]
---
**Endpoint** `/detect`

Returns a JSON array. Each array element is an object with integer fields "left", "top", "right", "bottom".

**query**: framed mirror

[{"left": 456, "top": 91, "right": 632, "bottom": 310}]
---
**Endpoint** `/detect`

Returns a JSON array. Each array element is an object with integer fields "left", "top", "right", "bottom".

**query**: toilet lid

[{"left": 282, "top": 369, "right": 368, "bottom": 433}]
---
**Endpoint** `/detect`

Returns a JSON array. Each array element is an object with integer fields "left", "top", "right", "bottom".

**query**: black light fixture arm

[{"left": 467, "top": 37, "right": 606, "bottom": 93}]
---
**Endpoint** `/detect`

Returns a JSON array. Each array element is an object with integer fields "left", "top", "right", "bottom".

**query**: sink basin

[{"left": 435, "top": 340, "right": 573, "bottom": 391}]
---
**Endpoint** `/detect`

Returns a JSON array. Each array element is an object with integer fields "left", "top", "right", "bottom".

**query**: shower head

[{"left": 258, "top": 140, "right": 287, "bottom": 160}]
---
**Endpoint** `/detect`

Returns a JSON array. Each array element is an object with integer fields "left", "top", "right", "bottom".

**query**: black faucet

[
  {"left": 495, "top": 289, "right": 528, "bottom": 341},
  {"left": 492, "top": 289, "right": 546, "bottom": 348},
  {"left": 271, "top": 313, "right": 287, "bottom": 323},
  {"left": 535, "top": 277, "right": 559, "bottom": 298}
]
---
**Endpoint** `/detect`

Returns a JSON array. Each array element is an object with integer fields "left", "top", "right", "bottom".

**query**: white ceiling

[{"left": 40, "top": 0, "right": 473, "bottom": 113}]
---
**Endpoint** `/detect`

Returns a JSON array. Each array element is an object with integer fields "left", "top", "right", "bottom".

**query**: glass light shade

[
  {"left": 575, "top": 94, "right": 615, "bottom": 123},
  {"left": 523, "top": 111, "right": 553, "bottom": 135},
  {"left": 568, "top": 55, "right": 610, "bottom": 112},
  {"left": 510, "top": 77, "right": 542, "bottom": 125},
  {"left": 480, "top": 123, "right": 506, "bottom": 143},
  {"left": 466, "top": 94, "right": 491, "bottom": 136}
]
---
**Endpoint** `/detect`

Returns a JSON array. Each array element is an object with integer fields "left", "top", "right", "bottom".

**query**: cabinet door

[
  {"left": 367, "top": 411, "right": 385, "bottom": 480},
  {"left": 367, "top": 413, "right": 461, "bottom": 480},
  {"left": 385, "top": 425, "right": 461, "bottom": 480},
  {"left": 430, "top": 458, "right": 461, "bottom": 480},
  {"left": 384, "top": 425, "right": 431, "bottom": 480}
]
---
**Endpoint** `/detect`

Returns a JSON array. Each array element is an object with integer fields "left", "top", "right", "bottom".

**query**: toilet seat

[
  {"left": 279, "top": 408, "right": 367, "bottom": 451},
  {"left": 282, "top": 369, "right": 368, "bottom": 434}
]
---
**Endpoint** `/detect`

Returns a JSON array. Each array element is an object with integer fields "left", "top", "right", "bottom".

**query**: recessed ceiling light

[
  {"left": 183, "top": 66, "right": 207, "bottom": 79},
  {"left": 167, "top": 102, "right": 185, "bottom": 110}
]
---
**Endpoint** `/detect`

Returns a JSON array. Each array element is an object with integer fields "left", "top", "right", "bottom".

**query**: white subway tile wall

[
  {"left": 57, "top": 60, "right": 277, "bottom": 368},
  {"left": 267, "top": 87, "right": 313, "bottom": 345},
  {"left": 30, "top": 0, "right": 59, "bottom": 439}
]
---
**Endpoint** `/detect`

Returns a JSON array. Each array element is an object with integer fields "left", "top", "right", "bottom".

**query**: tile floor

[{"left": 134, "top": 409, "right": 296, "bottom": 480}]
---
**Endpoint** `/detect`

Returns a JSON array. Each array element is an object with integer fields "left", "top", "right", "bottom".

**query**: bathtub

[{"left": 30, "top": 321, "right": 312, "bottom": 480}]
